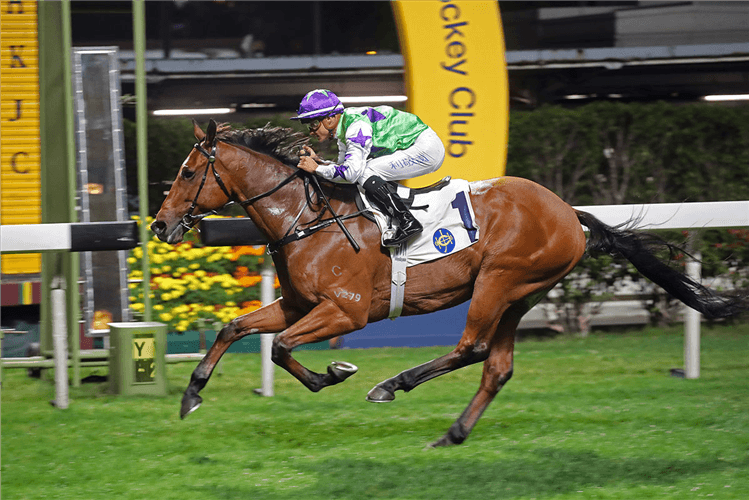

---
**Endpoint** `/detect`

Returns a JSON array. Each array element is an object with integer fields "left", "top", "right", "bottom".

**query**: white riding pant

[{"left": 358, "top": 128, "right": 445, "bottom": 185}]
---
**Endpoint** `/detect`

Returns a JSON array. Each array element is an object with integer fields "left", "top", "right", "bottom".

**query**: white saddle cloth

[{"left": 359, "top": 178, "right": 480, "bottom": 267}]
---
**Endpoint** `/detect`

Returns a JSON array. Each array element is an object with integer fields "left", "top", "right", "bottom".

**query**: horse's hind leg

[
  {"left": 430, "top": 313, "right": 518, "bottom": 447},
  {"left": 366, "top": 283, "right": 515, "bottom": 403},
  {"left": 365, "top": 336, "right": 491, "bottom": 403},
  {"left": 180, "top": 298, "right": 301, "bottom": 419}
]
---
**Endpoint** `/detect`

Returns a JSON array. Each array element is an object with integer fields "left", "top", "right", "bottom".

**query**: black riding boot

[{"left": 362, "top": 176, "right": 423, "bottom": 247}]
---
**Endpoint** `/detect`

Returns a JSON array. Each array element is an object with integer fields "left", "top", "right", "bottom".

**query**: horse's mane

[{"left": 216, "top": 123, "right": 310, "bottom": 167}]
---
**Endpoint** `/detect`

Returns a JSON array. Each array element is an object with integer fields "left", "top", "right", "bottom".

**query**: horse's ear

[
  {"left": 206, "top": 119, "right": 217, "bottom": 145},
  {"left": 193, "top": 120, "right": 205, "bottom": 142}
]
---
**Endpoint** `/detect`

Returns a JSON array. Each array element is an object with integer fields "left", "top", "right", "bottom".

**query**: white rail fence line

[
  {"left": 0, "top": 221, "right": 277, "bottom": 402},
  {"left": 1, "top": 221, "right": 140, "bottom": 408},
  {"left": 2, "top": 201, "right": 747, "bottom": 400}
]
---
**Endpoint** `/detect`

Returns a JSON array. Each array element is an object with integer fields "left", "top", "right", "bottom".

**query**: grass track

[{"left": 3, "top": 324, "right": 748, "bottom": 499}]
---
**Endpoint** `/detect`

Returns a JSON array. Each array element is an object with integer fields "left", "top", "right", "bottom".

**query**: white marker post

[
  {"left": 259, "top": 257, "right": 276, "bottom": 396},
  {"left": 51, "top": 282, "right": 69, "bottom": 409},
  {"left": 684, "top": 253, "right": 702, "bottom": 379}
]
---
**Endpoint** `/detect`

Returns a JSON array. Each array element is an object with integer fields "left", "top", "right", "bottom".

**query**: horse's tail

[{"left": 575, "top": 209, "right": 748, "bottom": 319}]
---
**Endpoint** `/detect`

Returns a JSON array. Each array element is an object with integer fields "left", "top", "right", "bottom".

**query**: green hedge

[{"left": 508, "top": 101, "right": 749, "bottom": 205}]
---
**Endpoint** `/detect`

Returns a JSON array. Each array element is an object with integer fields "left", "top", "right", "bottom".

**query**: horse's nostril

[{"left": 151, "top": 220, "right": 167, "bottom": 235}]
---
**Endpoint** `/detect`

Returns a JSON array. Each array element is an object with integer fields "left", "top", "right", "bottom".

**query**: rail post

[
  {"left": 51, "top": 279, "right": 69, "bottom": 409},
  {"left": 259, "top": 257, "right": 275, "bottom": 397},
  {"left": 684, "top": 252, "right": 702, "bottom": 379}
]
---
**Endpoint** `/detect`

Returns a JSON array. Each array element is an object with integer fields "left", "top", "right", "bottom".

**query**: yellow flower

[
  {"left": 159, "top": 313, "right": 173, "bottom": 322},
  {"left": 127, "top": 257, "right": 137, "bottom": 264},
  {"left": 153, "top": 304, "right": 164, "bottom": 311},
  {"left": 161, "top": 293, "right": 173, "bottom": 301},
  {"left": 189, "top": 263, "right": 200, "bottom": 269},
  {"left": 162, "top": 265, "right": 171, "bottom": 272}
]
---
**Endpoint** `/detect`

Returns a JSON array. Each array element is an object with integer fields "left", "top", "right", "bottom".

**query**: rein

[
  {"left": 181, "top": 140, "right": 363, "bottom": 253},
  {"left": 180, "top": 141, "right": 304, "bottom": 231}
]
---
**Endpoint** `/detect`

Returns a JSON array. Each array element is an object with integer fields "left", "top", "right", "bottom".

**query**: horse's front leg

[
  {"left": 180, "top": 298, "right": 302, "bottom": 419},
  {"left": 271, "top": 300, "right": 362, "bottom": 392}
]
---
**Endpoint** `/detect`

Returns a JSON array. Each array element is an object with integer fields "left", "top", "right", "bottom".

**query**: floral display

[{"left": 127, "top": 216, "right": 278, "bottom": 332}]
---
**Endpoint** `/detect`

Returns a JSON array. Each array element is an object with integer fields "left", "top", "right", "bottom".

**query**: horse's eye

[{"left": 181, "top": 168, "right": 195, "bottom": 180}]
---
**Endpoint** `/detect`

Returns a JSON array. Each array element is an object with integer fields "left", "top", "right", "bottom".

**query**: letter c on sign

[
  {"left": 440, "top": 3, "right": 460, "bottom": 21},
  {"left": 11, "top": 151, "right": 29, "bottom": 174},
  {"left": 449, "top": 87, "right": 475, "bottom": 110}
]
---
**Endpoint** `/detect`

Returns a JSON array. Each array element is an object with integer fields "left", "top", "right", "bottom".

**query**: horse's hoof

[
  {"left": 427, "top": 435, "right": 457, "bottom": 448},
  {"left": 366, "top": 385, "right": 395, "bottom": 403},
  {"left": 328, "top": 361, "right": 358, "bottom": 382},
  {"left": 180, "top": 393, "right": 203, "bottom": 419}
]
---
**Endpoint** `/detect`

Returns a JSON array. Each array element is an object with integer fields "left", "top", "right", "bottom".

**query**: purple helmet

[{"left": 290, "top": 89, "right": 344, "bottom": 120}]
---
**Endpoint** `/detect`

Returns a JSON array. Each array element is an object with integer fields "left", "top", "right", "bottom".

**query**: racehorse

[{"left": 152, "top": 119, "right": 746, "bottom": 447}]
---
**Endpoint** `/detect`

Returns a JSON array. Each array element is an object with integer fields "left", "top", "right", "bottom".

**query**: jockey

[{"left": 291, "top": 88, "right": 445, "bottom": 247}]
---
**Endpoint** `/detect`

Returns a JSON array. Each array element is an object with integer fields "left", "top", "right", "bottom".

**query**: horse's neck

[{"left": 234, "top": 149, "right": 310, "bottom": 242}]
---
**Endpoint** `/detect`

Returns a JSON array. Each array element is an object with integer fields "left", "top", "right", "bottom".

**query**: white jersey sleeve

[{"left": 314, "top": 121, "right": 373, "bottom": 184}]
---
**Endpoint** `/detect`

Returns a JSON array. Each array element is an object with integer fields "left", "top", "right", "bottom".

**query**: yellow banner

[
  {"left": 393, "top": 1, "right": 508, "bottom": 187},
  {"left": 1, "top": 0, "right": 41, "bottom": 274}
]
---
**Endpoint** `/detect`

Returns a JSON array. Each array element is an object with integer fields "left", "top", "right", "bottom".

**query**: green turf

[{"left": 3, "top": 324, "right": 748, "bottom": 499}]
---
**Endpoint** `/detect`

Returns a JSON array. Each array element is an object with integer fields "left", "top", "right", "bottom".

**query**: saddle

[
  {"left": 355, "top": 176, "right": 453, "bottom": 225},
  {"left": 355, "top": 177, "right": 481, "bottom": 319}
]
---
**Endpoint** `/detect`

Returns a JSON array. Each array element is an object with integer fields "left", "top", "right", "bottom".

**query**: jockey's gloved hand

[{"left": 300, "top": 146, "right": 322, "bottom": 163}]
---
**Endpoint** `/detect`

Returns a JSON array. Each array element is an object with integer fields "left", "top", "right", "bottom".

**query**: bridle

[
  {"left": 179, "top": 138, "right": 361, "bottom": 253},
  {"left": 179, "top": 140, "right": 303, "bottom": 232}
]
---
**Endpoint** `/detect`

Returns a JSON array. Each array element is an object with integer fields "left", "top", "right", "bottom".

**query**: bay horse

[{"left": 152, "top": 119, "right": 745, "bottom": 447}]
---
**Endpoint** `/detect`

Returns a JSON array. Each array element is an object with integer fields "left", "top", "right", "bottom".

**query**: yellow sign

[
  {"left": 132, "top": 336, "right": 155, "bottom": 360},
  {"left": 133, "top": 333, "right": 156, "bottom": 383},
  {"left": 1, "top": 0, "right": 42, "bottom": 274},
  {"left": 393, "top": 1, "right": 508, "bottom": 187}
]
